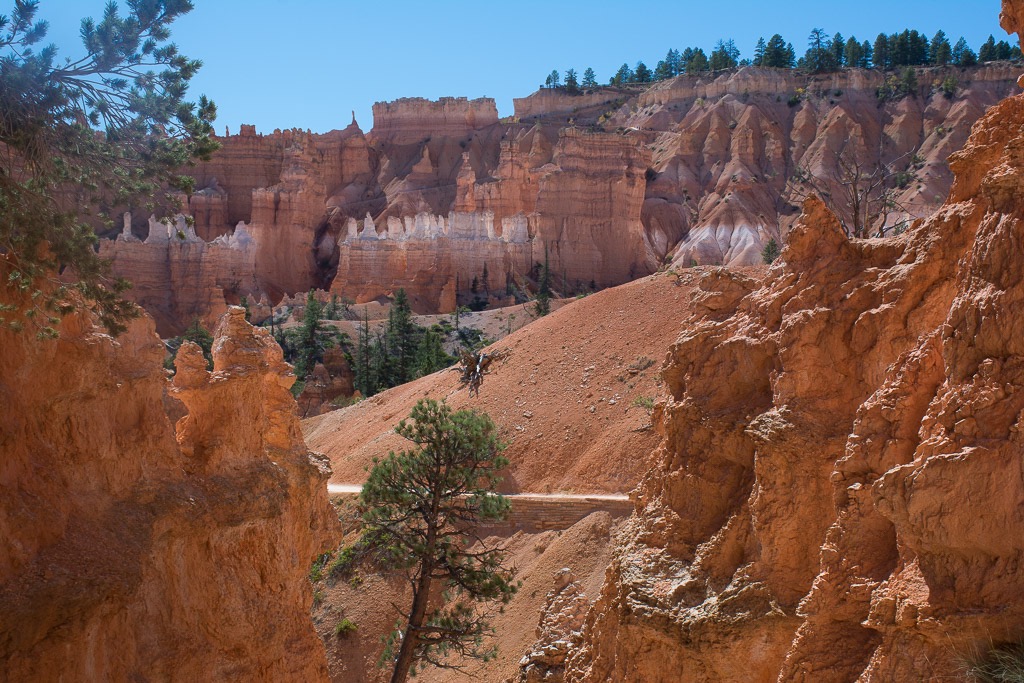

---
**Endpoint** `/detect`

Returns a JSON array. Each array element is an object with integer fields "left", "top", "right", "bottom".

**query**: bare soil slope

[{"left": 303, "top": 268, "right": 757, "bottom": 495}]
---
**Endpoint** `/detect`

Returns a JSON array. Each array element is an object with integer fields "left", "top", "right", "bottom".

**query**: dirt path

[{"left": 326, "top": 482, "right": 628, "bottom": 501}]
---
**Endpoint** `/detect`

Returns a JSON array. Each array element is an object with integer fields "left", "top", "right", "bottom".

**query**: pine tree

[
  {"left": 908, "top": 30, "right": 929, "bottom": 65},
  {"left": 873, "top": 33, "right": 891, "bottom": 69},
  {"left": 361, "top": 399, "right": 517, "bottom": 683},
  {"left": 633, "top": 61, "right": 653, "bottom": 83},
  {"left": 979, "top": 35, "right": 997, "bottom": 62},
  {"left": 785, "top": 42, "right": 797, "bottom": 68},
  {"left": 844, "top": 37, "right": 864, "bottom": 70},
  {"left": 294, "top": 292, "right": 324, "bottom": 379},
  {"left": 952, "top": 37, "right": 977, "bottom": 66},
  {"left": 753, "top": 37, "right": 767, "bottom": 66},
  {"left": 832, "top": 32, "right": 846, "bottom": 67},
  {"left": 0, "top": 0, "right": 218, "bottom": 336},
  {"left": 686, "top": 49, "right": 710, "bottom": 74},
  {"left": 805, "top": 28, "right": 836, "bottom": 72},
  {"left": 859, "top": 40, "right": 873, "bottom": 68},
  {"left": 930, "top": 30, "right": 952, "bottom": 65},
  {"left": 709, "top": 39, "right": 740, "bottom": 71},
  {"left": 581, "top": 67, "right": 598, "bottom": 88},
  {"left": 534, "top": 244, "right": 551, "bottom": 317},
  {"left": 355, "top": 308, "right": 375, "bottom": 396},
  {"left": 610, "top": 63, "right": 633, "bottom": 85},
  {"left": 564, "top": 68, "right": 579, "bottom": 94},
  {"left": 287, "top": 291, "right": 347, "bottom": 383},
  {"left": 413, "top": 327, "right": 453, "bottom": 377},
  {"left": 761, "top": 238, "right": 781, "bottom": 264},
  {"left": 385, "top": 289, "right": 418, "bottom": 385},
  {"left": 763, "top": 34, "right": 790, "bottom": 68},
  {"left": 655, "top": 58, "right": 674, "bottom": 81}
]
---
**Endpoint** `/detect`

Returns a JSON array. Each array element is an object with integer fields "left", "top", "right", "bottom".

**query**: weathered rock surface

[
  {"left": 628, "top": 63, "right": 1018, "bottom": 269},
  {"left": 519, "top": 568, "right": 591, "bottom": 683},
  {"left": 564, "top": 13, "right": 1024, "bottom": 682},
  {"left": 101, "top": 214, "right": 259, "bottom": 336},
  {"left": 102, "top": 65, "right": 1017, "bottom": 335},
  {"left": 0, "top": 292, "right": 340, "bottom": 681},
  {"left": 296, "top": 347, "right": 356, "bottom": 418}
]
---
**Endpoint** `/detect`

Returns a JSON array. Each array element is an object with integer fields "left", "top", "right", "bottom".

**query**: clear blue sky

[{"left": 37, "top": 0, "right": 1009, "bottom": 135}]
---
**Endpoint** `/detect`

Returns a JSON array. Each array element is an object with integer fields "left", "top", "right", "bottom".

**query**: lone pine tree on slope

[{"left": 360, "top": 399, "right": 517, "bottom": 683}]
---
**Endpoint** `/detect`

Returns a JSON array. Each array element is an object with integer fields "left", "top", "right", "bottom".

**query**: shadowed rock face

[
  {"left": 102, "top": 64, "right": 1018, "bottom": 336},
  {"left": 0, "top": 296, "right": 341, "bottom": 682},
  {"left": 562, "top": 11, "right": 1024, "bottom": 682}
]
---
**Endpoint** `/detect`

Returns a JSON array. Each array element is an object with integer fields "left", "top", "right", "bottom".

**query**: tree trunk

[{"left": 390, "top": 566, "right": 434, "bottom": 683}]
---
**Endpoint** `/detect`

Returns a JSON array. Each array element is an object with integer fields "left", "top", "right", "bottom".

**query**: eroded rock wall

[
  {"left": 100, "top": 214, "right": 260, "bottom": 336},
  {"left": 103, "top": 65, "right": 1018, "bottom": 334},
  {"left": 0, "top": 290, "right": 340, "bottom": 681},
  {"left": 565, "top": 13, "right": 1024, "bottom": 682},
  {"left": 630, "top": 63, "right": 1019, "bottom": 268}
]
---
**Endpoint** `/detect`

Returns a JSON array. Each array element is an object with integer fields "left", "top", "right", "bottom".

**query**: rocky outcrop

[
  {"left": 629, "top": 63, "right": 1019, "bottom": 268},
  {"left": 101, "top": 65, "right": 1018, "bottom": 334},
  {"left": 370, "top": 97, "right": 499, "bottom": 144},
  {"left": 100, "top": 214, "right": 259, "bottom": 336},
  {"left": 565, "top": 13, "right": 1024, "bottom": 681},
  {"left": 296, "top": 347, "right": 356, "bottom": 418},
  {"left": 0, "top": 291, "right": 340, "bottom": 681},
  {"left": 519, "top": 569, "right": 591, "bottom": 683}
]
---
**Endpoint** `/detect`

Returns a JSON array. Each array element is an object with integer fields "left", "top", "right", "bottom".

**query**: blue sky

[{"left": 36, "top": 1, "right": 1009, "bottom": 134}]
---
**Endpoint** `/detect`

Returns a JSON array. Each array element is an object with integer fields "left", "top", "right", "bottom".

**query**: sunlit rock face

[
  {"left": 563, "top": 11, "right": 1024, "bottom": 681},
  {"left": 103, "top": 64, "right": 1018, "bottom": 334},
  {"left": 0, "top": 294, "right": 341, "bottom": 682}
]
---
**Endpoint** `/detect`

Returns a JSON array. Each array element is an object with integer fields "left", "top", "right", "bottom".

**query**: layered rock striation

[
  {"left": 565, "top": 11, "right": 1024, "bottom": 681},
  {"left": 630, "top": 63, "right": 1018, "bottom": 267},
  {"left": 103, "top": 65, "right": 1018, "bottom": 334},
  {"left": 101, "top": 214, "right": 259, "bottom": 336},
  {"left": 0, "top": 292, "right": 340, "bottom": 680}
]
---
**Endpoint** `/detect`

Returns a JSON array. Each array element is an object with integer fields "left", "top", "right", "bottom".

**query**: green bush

[
  {"left": 631, "top": 396, "right": 655, "bottom": 413},
  {"left": 309, "top": 552, "right": 331, "bottom": 583},
  {"left": 327, "top": 545, "right": 358, "bottom": 580},
  {"left": 941, "top": 75, "right": 959, "bottom": 98},
  {"left": 334, "top": 618, "right": 358, "bottom": 638}
]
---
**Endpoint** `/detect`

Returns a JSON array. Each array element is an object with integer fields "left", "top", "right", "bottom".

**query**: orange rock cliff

[
  {"left": 0, "top": 296, "right": 341, "bottom": 681},
  {"left": 4, "top": 3, "right": 1021, "bottom": 679},
  {"left": 100, "top": 64, "right": 1019, "bottom": 336},
  {"left": 559, "top": 6, "right": 1024, "bottom": 681}
]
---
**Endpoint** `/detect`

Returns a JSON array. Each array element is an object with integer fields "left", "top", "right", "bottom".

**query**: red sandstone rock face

[
  {"left": 296, "top": 347, "right": 356, "bottom": 418},
  {"left": 101, "top": 215, "right": 259, "bottom": 336},
  {"left": 102, "top": 65, "right": 1017, "bottom": 335},
  {"left": 628, "top": 64, "right": 1018, "bottom": 267},
  {"left": 0, "top": 294, "right": 340, "bottom": 681},
  {"left": 564, "top": 19, "right": 1024, "bottom": 683}
]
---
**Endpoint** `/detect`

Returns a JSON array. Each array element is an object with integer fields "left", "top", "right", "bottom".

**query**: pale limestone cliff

[{"left": 100, "top": 214, "right": 259, "bottom": 336}]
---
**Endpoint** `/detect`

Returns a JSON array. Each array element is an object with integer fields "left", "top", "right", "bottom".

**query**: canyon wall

[
  {"left": 564, "top": 12, "right": 1024, "bottom": 681},
  {"left": 0, "top": 287, "right": 341, "bottom": 680},
  {"left": 103, "top": 64, "right": 1018, "bottom": 335},
  {"left": 628, "top": 63, "right": 1019, "bottom": 267},
  {"left": 100, "top": 214, "right": 260, "bottom": 336}
]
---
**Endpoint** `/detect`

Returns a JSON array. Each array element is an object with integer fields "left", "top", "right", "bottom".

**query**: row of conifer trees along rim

[{"left": 542, "top": 29, "right": 1020, "bottom": 91}]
